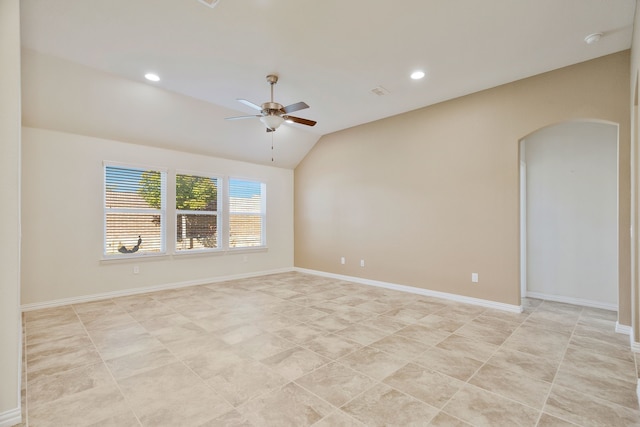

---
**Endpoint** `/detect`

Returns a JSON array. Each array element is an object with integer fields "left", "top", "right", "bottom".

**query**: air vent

[
  {"left": 197, "top": 0, "right": 220, "bottom": 8},
  {"left": 371, "top": 86, "right": 390, "bottom": 96}
]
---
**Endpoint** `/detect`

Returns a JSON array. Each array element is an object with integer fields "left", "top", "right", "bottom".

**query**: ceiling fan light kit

[{"left": 226, "top": 74, "right": 317, "bottom": 132}]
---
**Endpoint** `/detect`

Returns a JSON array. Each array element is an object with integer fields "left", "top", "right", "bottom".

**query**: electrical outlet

[
  {"left": 341, "top": 257, "right": 346, "bottom": 265},
  {"left": 133, "top": 265, "right": 140, "bottom": 274},
  {"left": 471, "top": 273, "right": 478, "bottom": 283},
  {"left": 360, "top": 259, "right": 365, "bottom": 267}
]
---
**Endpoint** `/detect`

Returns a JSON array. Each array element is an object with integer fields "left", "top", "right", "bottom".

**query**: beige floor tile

[
  {"left": 27, "top": 384, "right": 132, "bottom": 427},
  {"left": 27, "top": 362, "right": 114, "bottom": 409},
  {"left": 436, "top": 334, "right": 499, "bottom": 363},
  {"left": 199, "top": 409, "right": 254, "bottom": 427},
  {"left": 569, "top": 335, "right": 634, "bottom": 363},
  {"left": 232, "top": 332, "right": 297, "bottom": 360},
  {"left": 502, "top": 324, "right": 571, "bottom": 360},
  {"left": 296, "top": 362, "right": 377, "bottom": 407},
  {"left": 89, "top": 323, "right": 164, "bottom": 361},
  {"left": 554, "top": 362, "right": 639, "bottom": 409},
  {"left": 27, "top": 345, "right": 103, "bottom": 380},
  {"left": 23, "top": 274, "right": 640, "bottom": 427},
  {"left": 334, "top": 323, "right": 389, "bottom": 346},
  {"left": 382, "top": 306, "right": 429, "bottom": 323},
  {"left": 486, "top": 347, "right": 559, "bottom": 383},
  {"left": 216, "top": 323, "right": 265, "bottom": 345},
  {"left": 26, "top": 321, "right": 88, "bottom": 346},
  {"left": 275, "top": 323, "right": 327, "bottom": 344},
  {"left": 163, "top": 332, "right": 229, "bottom": 360},
  {"left": 417, "top": 314, "right": 466, "bottom": 333},
  {"left": 241, "top": 382, "right": 334, "bottom": 427},
  {"left": 428, "top": 412, "right": 473, "bottom": 426},
  {"left": 364, "top": 315, "right": 410, "bottom": 334},
  {"left": 369, "top": 333, "right": 430, "bottom": 360},
  {"left": 468, "top": 363, "right": 551, "bottom": 409},
  {"left": 306, "top": 314, "right": 354, "bottom": 332},
  {"left": 339, "top": 346, "right": 407, "bottom": 381},
  {"left": 205, "top": 357, "right": 288, "bottom": 406},
  {"left": 183, "top": 347, "right": 247, "bottom": 380},
  {"left": 261, "top": 346, "right": 330, "bottom": 381},
  {"left": 313, "top": 411, "right": 365, "bottom": 426},
  {"left": 133, "top": 382, "right": 232, "bottom": 426},
  {"left": 383, "top": 362, "right": 464, "bottom": 409},
  {"left": 394, "top": 324, "right": 451, "bottom": 346},
  {"left": 536, "top": 412, "right": 580, "bottom": 426},
  {"left": 414, "top": 346, "right": 483, "bottom": 381},
  {"left": 443, "top": 384, "right": 540, "bottom": 426},
  {"left": 342, "top": 383, "right": 438, "bottom": 426},
  {"left": 105, "top": 347, "right": 177, "bottom": 380},
  {"left": 544, "top": 384, "right": 640, "bottom": 427},
  {"left": 453, "top": 321, "right": 512, "bottom": 346},
  {"left": 304, "top": 333, "right": 363, "bottom": 360}
]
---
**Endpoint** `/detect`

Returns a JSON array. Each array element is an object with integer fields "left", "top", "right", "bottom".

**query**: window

[
  {"left": 104, "top": 165, "right": 166, "bottom": 256},
  {"left": 176, "top": 173, "right": 219, "bottom": 251},
  {"left": 228, "top": 178, "right": 265, "bottom": 248}
]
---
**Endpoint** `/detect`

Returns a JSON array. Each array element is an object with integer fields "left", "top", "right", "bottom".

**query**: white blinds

[
  {"left": 104, "top": 165, "right": 166, "bottom": 255},
  {"left": 229, "top": 179, "right": 265, "bottom": 248}
]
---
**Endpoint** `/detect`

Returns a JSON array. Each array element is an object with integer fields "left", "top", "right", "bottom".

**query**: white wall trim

[
  {"left": 21, "top": 267, "right": 293, "bottom": 311},
  {"left": 0, "top": 407, "right": 21, "bottom": 427},
  {"left": 525, "top": 291, "right": 617, "bottom": 311},
  {"left": 616, "top": 322, "right": 633, "bottom": 335},
  {"left": 295, "top": 268, "right": 523, "bottom": 313}
]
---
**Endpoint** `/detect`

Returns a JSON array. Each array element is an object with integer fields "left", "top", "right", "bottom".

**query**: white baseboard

[
  {"left": 616, "top": 322, "right": 632, "bottom": 335},
  {"left": 21, "top": 267, "right": 294, "bottom": 311},
  {"left": 295, "top": 268, "right": 523, "bottom": 313},
  {"left": 0, "top": 407, "right": 21, "bottom": 427},
  {"left": 525, "top": 291, "right": 617, "bottom": 311}
]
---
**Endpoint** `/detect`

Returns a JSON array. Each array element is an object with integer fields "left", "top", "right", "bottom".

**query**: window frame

[
  {"left": 174, "top": 170, "right": 222, "bottom": 254},
  {"left": 103, "top": 162, "right": 167, "bottom": 259}
]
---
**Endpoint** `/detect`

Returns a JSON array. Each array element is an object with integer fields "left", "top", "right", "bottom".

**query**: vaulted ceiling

[{"left": 20, "top": 0, "right": 636, "bottom": 168}]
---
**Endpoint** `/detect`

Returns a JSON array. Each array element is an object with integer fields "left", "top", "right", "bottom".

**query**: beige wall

[
  {"left": 0, "top": 0, "right": 22, "bottom": 422},
  {"left": 295, "top": 52, "right": 631, "bottom": 318},
  {"left": 21, "top": 128, "right": 294, "bottom": 305}
]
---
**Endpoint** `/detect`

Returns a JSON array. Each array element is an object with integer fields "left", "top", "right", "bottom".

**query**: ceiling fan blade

[
  {"left": 237, "top": 99, "right": 262, "bottom": 111},
  {"left": 225, "top": 115, "right": 261, "bottom": 121},
  {"left": 284, "top": 115, "right": 317, "bottom": 127},
  {"left": 282, "top": 102, "right": 309, "bottom": 114}
]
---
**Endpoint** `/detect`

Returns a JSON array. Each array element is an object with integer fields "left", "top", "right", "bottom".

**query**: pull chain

[{"left": 271, "top": 132, "right": 274, "bottom": 162}]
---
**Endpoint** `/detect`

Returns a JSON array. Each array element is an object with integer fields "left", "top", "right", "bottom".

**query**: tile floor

[{"left": 17, "top": 272, "right": 640, "bottom": 426}]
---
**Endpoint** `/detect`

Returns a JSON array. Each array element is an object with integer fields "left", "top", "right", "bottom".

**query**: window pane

[
  {"left": 229, "top": 215, "right": 262, "bottom": 247},
  {"left": 105, "top": 213, "right": 163, "bottom": 254},
  {"left": 106, "top": 167, "right": 163, "bottom": 210},
  {"left": 229, "top": 179, "right": 264, "bottom": 248},
  {"left": 176, "top": 214, "right": 218, "bottom": 250},
  {"left": 176, "top": 174, "right": 217, "bottom": 211},
  {"left": 229, "top": 179, "right": 262, "bottom": 214},
  {"left": 105, "top": 165, "right": 165, "bottom": 256}
]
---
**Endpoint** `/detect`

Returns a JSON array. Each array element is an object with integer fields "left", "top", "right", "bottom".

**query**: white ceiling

[{"left": 19, "top": 0, "right": 636, "bottom": 168}]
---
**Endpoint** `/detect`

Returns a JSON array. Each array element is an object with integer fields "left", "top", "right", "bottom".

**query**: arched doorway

[{"left": 520, "top": 120, "right": 619, "bottom": 309}]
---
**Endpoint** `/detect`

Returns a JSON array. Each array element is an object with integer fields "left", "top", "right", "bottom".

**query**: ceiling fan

[{"left": 226, "top": 74, "right": 317, "bottom": 132}]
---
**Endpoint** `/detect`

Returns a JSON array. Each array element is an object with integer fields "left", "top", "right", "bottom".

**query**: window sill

[
  {"left": 100, "top": 252, "right": 169, "bottom": 263},
  {"left": 225, "top": 246, "right": 268, "bottom": 254}
]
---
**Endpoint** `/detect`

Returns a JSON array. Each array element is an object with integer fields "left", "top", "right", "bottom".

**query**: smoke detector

[{"left": 197, "top": 0, "right": 220, "bottom": 8}]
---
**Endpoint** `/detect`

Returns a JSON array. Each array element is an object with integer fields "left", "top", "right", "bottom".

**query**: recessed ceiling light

[
  {"left": 584, "top": 33, "right": 603, "bottom": 45},
  {"left": 144, "top": 73, "right": 160, "bottom": 82},
  {"left": 411, "top": 70, "right": 425, "bottom": 80}
]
